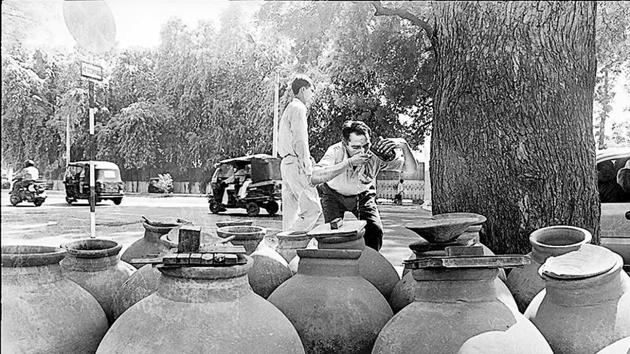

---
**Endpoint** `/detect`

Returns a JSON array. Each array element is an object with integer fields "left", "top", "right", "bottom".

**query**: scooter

[{"left": 10, "top": 178, "right": 47, "bottom": 207}]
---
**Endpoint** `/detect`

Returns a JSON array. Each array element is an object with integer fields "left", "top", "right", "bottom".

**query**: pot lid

[
  {"left": 307, "top": 220, "right": 367, "bottom": 243},
  {"left": 540, "top": 244, "right": 617, "bottom": 280}
]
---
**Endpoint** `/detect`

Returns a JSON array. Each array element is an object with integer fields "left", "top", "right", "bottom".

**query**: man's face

[
  {"left": 301, "top": 86, "right": 314, "bottom": 105},
  {"left": 345, "top": 132, "right": 370, "bottom": 157}
]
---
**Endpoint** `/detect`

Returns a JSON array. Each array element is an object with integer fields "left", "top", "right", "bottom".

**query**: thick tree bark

[{"left": 431, "top": 1, "right": 600, "bottom": 254}]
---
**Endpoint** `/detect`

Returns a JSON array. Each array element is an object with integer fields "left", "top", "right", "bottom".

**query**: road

[{"left": 1, "top": 190, "right": 432, "bottom": 274}]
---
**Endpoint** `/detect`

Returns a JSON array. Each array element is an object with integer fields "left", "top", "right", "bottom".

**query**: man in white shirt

[
  {"left": 12, "top": 159, "right": 39, "bottom": 192},
  {"left": 311, "top": 121, "right": 418, "bottom": 251},
  {"left": 277, "top": 75, "right": 322, "bottom": 232}
]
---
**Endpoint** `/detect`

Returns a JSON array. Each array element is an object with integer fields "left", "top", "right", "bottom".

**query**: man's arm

[
  {"left": 388, "top": 138, "right": 419, "bottom": 176},
  {"left": 311, "top": 146, "right": 371, "bottom": 185}
]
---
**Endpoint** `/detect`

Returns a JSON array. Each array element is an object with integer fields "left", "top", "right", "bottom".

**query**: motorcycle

[{"left": 10, "top": 178, "right": 47, "bottom": 207}]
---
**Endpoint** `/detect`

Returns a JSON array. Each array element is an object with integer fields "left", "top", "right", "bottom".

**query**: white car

[{"left": 597, "top": 147, "right": 630, "bottom": 270}]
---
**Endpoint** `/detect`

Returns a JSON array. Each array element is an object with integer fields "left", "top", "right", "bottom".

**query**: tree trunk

[
  {"left": 431, "top": 1, "right": 600, "bottom": 254},
  {"left": 597, "top": 69, "right": 610, "bottom": 150}
]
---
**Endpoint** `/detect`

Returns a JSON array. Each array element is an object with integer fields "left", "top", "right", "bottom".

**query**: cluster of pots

[{"left": 2, "top": 214, "right": 630, "bottom": 354}]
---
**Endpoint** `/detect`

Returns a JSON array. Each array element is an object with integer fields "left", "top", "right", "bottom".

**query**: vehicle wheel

[
  {"left": 265, "top": 201, "right": 279, "bottom": 216},
  {"left": 10, "top": 194, "right": 20, "bottom": 206},
  {"left": 246, "top": 202, "right": 260, "bottom": 217},
  {"left": 113, "top": 198, "right": 122, "bottom": 205},
  {"left": 209, "top": 200, "right": 222, "bottom": 214},
  {"left": 65, "top": 197, "right": 74, "bottom": 205},
  {"left": 33, "top": 199, "right": 44, "bottom": 207}
]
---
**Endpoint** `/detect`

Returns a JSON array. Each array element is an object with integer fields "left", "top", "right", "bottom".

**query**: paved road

[{"left": 1, "top": 190, "right": 432, "bottom": 274}]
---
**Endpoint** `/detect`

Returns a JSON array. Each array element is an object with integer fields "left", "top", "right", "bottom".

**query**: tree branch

[{"left": 366, "top": 1, "right": 434, "bottom": 40}]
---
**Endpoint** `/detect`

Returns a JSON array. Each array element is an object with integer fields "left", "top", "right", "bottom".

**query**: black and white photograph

[{"left": 1, "top": 1, "right": 629, "bottom": 353}]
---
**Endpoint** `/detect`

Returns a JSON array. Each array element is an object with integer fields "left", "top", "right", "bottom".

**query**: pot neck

[
  {"left": 2, "top": 263, "right": 64, "bottom": 284},
  {"left": 412, "top": 268, "right": 499, "bottom": 303},
  {"left": 318, "top": 237, "right": 365, "bottom": 251},
  {"left": 543, "top": 264, "right": 627, "bottom": 306},
  {"left": 531, "top": 244, "right": 582, "bottom": 264},
  {"left": 61, "top": 254, "right": 119, "bottom": 271},
  {"left": 297, "top": 249, "right": 361, "bottom": 277}
]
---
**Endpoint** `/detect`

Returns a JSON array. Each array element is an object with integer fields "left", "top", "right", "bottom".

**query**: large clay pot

[
  {"left": 121, "top": 221, "right": 180, "bottom": 268},
  {"left": 248, "top": 243, "right": 293, "bottom": 298},
  {"left": 216, "top": 225, "right": 266, "bottom": 255},
  {"left": 372, "top": 264, "right": 552, "bottom": 354},
  {"left": 97, "top": 256, "right": 305, "bottom": 354},
  {"left": 268, "top": 249, "right": 393, "bottom": 354},
  {"left": 390, "top": 234, "right": 516, "bottom": 313},
  {"left": 61, "top": 238, "right": 135, "bottom": 324},
  {"left": 310, "top": 222, "right": 400, "bottom": 301},
  {"left": 525, "top": 244, "right": 630, "bottom": 353},
  {"left": 1, "top": 245, "right": 108, "bottom": 353},
  {"left": 506, "top": 225, "right": 592, "bottom": 312}
]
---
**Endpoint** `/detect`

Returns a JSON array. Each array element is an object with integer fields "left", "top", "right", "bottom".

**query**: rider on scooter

[{"left": 12, "top": 159, "right": 39, "bottom": 192}]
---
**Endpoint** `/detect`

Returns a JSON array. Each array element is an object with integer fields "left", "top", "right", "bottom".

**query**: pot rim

[
  {"left": 297, "top": 248, "right": 362, "bottom": 260},
  {"left": 157, "top": 255, "right": 253, "bottom": 280},
  {"left": 529, "top": 225, "right": 592, "bottom": 249},
  {"left": 1, "top": 245, "right": 67, "bottom": 267},
  {"left": 61, "top": 238, "right": 122, "bottom": 259},
  {"left": 216, "top": 226, "right": 266, "bottom": 240}
]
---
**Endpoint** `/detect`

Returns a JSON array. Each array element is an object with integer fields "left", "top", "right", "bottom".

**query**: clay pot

[
  {"left": 60, "top": 238, "right": 135, "bottom": 324},
  {"left": 506, "top": 225, "right": 592, "bottom": 312},
  {"left": 216, "top": 225, "right": 266, "bottom": 255},
  {"left": 121, "top": 221, "right": 180, "bottom": 268},
  {"left": 314, "top": 228, "right": 400, "bottom": 301},
  {"left": 525, "top": 244, "right": 630, "bottom": 353},
  {"left": 248, "top": 243, "right": 293, "bottom": 298},
  {"left": 97, "top": 256, "right": 305, "bottom": 354},
  {"left": 372, "top": 266, "right": 552, "bottom": 354},
  {"left": 276, "top": 230, "right": 311, "bottom": 264},
  {"left": 390, "top": 234, "right": 516, "bottom": 313},
  {"left": 268, "top": 249, "right": 393, "bottom": 354},
  {"left": 1, "top": 245, "right": 108, "bottom": 353}
]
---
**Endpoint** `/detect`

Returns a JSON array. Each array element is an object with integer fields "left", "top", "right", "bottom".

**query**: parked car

[
  {"left": 208, "top": 154, "right": 281, "bottom": 216},
  {"left": 64, "top": 161, "right": 125, "bottom": 205},
  {"left": 597, "top": 147, "right": 630, "bottom": 270}
]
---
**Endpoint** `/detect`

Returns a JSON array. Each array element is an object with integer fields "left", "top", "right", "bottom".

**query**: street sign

[
  {"left": 81, "top": 61, "right": 104, "bottom": 81},
  {"left": 63, "top": 0, "right": 117, "bottom": 54}
]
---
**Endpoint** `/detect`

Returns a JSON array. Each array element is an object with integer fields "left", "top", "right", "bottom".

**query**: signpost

[{"left": 63, "top": 0, "right": 116, "bottom": 238}]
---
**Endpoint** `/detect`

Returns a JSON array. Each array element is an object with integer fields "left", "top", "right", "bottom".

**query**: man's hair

[
  {"left": 342, "top": 120, "right": 372, "bottom": 141},
  {"left": 291, "top": 75, "right": 314, "bottom": 95}
]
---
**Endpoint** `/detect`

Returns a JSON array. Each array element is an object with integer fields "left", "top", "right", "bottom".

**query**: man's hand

[
  {"left": 370, "top": 138, "right": 397, "bottom": 162},
  {"left": 348, "top": 152, "right": 371, "bottom": 167}
]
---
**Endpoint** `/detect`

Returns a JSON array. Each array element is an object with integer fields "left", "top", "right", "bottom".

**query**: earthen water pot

[
  {"left": 372, "top": 261, "right": 552, "bottom": 354},
  {"left": 1, "top": 245, "right": 108, "bottom": 353},
  {"left": 216, "top": 225, "right": 266, "bottom": 255},
  {"left": 248, "top": 243, "right": 293, "bottom": 298},
  {"left": 121, "top": 220, "right": 180, "bottom": 268},
  {"left": 506, "top": 225, "right": 592, "bottom": 312},
  {"left": 525, "top": 244, "right": 630, "bottom": 353},
  {"left": 268, "top": 249, "right": 393, "bottom": 354},
  {"left": 96, "top": 256, "right": 305, "bottom": 354},
  {"left": 112, "top": 228, "right": 219, "bottom": 319},
  {"left": 60, "top": 238, "right": 135, "bottom": 324},
  {"left": 308, "top": 220, "right": 400, "bottom": 301}
]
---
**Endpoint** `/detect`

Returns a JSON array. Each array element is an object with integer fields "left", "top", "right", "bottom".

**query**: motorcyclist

[{"left": 12, "top": 159, "right": 39, "bottom": 193}]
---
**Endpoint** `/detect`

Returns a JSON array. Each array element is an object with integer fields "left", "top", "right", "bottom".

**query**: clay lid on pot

[
  {"left": 297, "top": 248, "right": 362, "bottom": 260},
  {"left": 1, "top": 245, "right": 67, "bottom": 267},
  {"left": 216, "top": 226, "right": 266, "bottom": 240},
  {"left": 406, "top": 213, "right": 486, "bottom": 243},
  {"left": 539, "top": 244, "right": 619, "bottom": 280},
  {"left": 307, "top": 220, "right": 366, "bottom": 244},
  {"left": 276, "top": 230, "right": 310, "bottom": 242},
  {"left": 61, "top": 238, "right": 122, "bottom": 258},
  {"left": 216, "top": 220, "right": 253, "bottom": 228}
]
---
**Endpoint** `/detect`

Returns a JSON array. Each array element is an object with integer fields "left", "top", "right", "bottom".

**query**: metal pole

[
  {"left": 272, "top": 71, "right": 279, "bottom": 157},
  {"left": 88, "top": 81, "right": 96, "bottom": 238},
  {"left": 66, "top": 115, "right": 71, "bottom": 166}
]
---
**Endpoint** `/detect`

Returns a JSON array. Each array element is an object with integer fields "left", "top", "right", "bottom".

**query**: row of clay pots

[{"left": 1, "top": 239, "right": 134, "bottom": 354}]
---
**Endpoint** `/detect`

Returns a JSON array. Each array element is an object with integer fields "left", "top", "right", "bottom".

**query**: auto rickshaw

[
  {"left": 64, "top": 161, "right": 125, "bottom": 205},
  {"left": 208, "top": 154, "right": 281, "bottom": 216}
]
